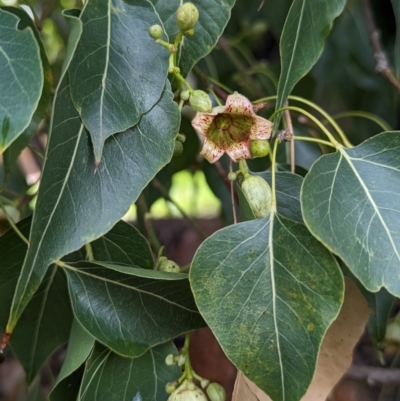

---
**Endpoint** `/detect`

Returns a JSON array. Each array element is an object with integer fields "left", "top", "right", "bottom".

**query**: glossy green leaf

[
  {"left": 275, "top": 0, "right": 346, "bottom": 125},
  {"left": 1, "top": 6, "right": 52, "bottom": 173},
  {"left": 63, "top": 261, "right": 204, "bottom": 357},
  {"left": 392, "top": 0, "right": 400, "bottom": 79},
  {"left": 0, "top": 217, "right": 74, "bottom": 382},
  {"left": 50, "top": 319, "right": 95, "bottom": 401},
  {"left": 301, "top": 132, "right": 400, "bottom": 295},
  {"left": 0, "top": 8, "right": 43, "bottom": 152},
  {"left": 190, "top": 213, "right": 343, "bottom": 401},
  {"left": 78, "top": 342, "right": 180, "bottom": 401},
  {"left": 89, "top": 220, "right": 153, "bottom": 269},
  {"left": 7, "top": 73, "right": 179, "bottom": 333},
  {"left": 68, "top": 0, "right": 170, "bottom": 162}
]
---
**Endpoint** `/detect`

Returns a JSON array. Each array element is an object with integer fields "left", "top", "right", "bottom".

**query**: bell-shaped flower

[{"left": 191, "top": 92, "right": 273, "bottom": 163}]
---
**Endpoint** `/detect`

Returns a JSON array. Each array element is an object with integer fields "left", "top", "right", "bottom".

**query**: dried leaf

[{"left": 232, "top": 371, "right": 272, "bottom": 401}]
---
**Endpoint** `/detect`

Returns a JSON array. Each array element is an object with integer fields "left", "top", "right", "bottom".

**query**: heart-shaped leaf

[
  {"left": 68, "top": 0, "right": 170, "bottom": 162},
  {"left": 275, "top": 0, "right": 346, "bottom": 126},
  {"left": 63, "top": 261, "right": 204, "bottom": 357},
  {"left": 0, "top": 8, "right": 43, "bottom": 152},
  {"left": 301, "top": 132, "right": 400, "bottom": 295},
  {"left": 190, "top": 213, "right": 343, "bottom": 401},
  {"left": 78, "top": 342, "right": 180, "bottom": 401}
]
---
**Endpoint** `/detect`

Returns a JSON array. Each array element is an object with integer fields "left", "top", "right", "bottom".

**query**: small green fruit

[
  {"left": 241, "top": 174, "right": 272, "bottom": 218},
  {"left": 189, "top": 90, "right": 212, "bottom": 113},
  {"left": 174, "top": 140, "right": 184, "bottom": 156},
  {"left": 159, "top": 260, "right": 180, "bottom": 273},
  {"left": 250, "top": 139, "right": 270, "bottom": 158},
  {"left": 176, "top": 3, "right": 199, "bottom": 31},
  {"left": 206, "top": 382, "right": 226, "bottom": 401},
  {"left": 180, "top": 91, "right": 190, "bottom": 101},
  {"left": 149, "top": 24, "right": 163, "bottom": 40},
  {"left": 176, "top": 133, "right": 186, "bottom": 143}
]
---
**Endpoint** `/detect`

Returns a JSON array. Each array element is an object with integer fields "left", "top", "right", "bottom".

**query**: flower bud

[
  {"left": 176, "top": 354, "right": 186, "bottom": 367},
  {"left": 241, "top": 174, "right": 272, "bottom": 218},
  {"left": 206, "top": 382, "right": 226, "bottom": 401},
  {"left": 168, "top": 381, "right": 208, "bottom": 401},
  {"left": 385, "top": 317, "right": 400, "bottom": 345},
  {"left": 159, "top": 260, "right": 181, "bottom": 273},
  {"left": 149, "top": 24, "right": 163, "bottom": 40},
  {"left": 189, "top": 90, "right": 212, "bottom": 113},
  {"left": 174, "top": 140, "right": 184, "bottom": 156},
  {"left": 166, "top": 381, "right": 179, "bottom": 394},
  {"left": 165, "top": 354, "right": 176, "bottom": 366},
  {"left": 176, "top": 3, "right": 199, "bottom": 31},
  {"left": 180, "top": 91, "right": 190, "bottom": 101},
  {"left": 176, "top": 133, "right": 186, "bottom": 143},
  {"left": 184, "top": 28, "right": 195, "bottom": 36},
  {"left": 228, "top": 172, "right": 237, "bottom": 181},
  {"left": 200, "top": 378, "right": 210, "bottom": 389},
  {"left": 250, "top": 139, "right": 270, "bottom": 158}
]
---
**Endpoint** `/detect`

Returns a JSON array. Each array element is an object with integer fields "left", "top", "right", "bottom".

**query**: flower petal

[
  {"left": 225, "top": 141, "right": 251, "bottom": 162},
  {"left": 200, "top": 138, "right": 224, "bottom": 163},
  {"left": 224, "top": 92, "right": 254, "bottom": 117},
  {"left": 192, "top": 112, "right": 218, "bottom": 136},
  {"left": 249, "top": 116, "right": 273, "bottom": 140}
]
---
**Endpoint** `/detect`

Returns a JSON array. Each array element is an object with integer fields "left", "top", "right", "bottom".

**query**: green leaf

[
  {"left": 301, "top": 132, "right": 400, "bottom": 295},
  {"left": 89, "top": 220, "right": 154, "bottom": 269},
  {"left": 78, "top": 342, "right": 180, "bottom": 401},
  {"left": 50, "top": 319, "right": 95, "bottom": 401},
  {"left": 0, "top": 8, "right": 44, "bottom": 152},
  {"left": 63, "top": 261, "right": 204, "bottom": 357},
  {"left": 392, "top": 0, "right": 400, "bottom": 79},
  {"left": 190, "top": 213, "right": 343, "bottom": 401},
  {"left": 7, "top": 74, "right": 179, "bottom": 333},
  {"left": 68, "top": 0, "right": 170, "bottom": 162},
  {"left": 275, "top": 0, "right": 346, "bottom": 125},
  {"left": 0, "top": 217, "right": 74, "bottom": 382},
  {"left": 1, "top": 6, "right": 52, "bottom": 173}
]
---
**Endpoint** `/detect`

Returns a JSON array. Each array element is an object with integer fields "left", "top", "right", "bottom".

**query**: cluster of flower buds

[{"left": 174, "top": 133, "right": 186, "bottom": 157}]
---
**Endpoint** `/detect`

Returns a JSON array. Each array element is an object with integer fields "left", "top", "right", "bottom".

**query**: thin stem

[
  {"left": 209, "top": 88, "right": 222, "bottom": 106},
  {"left": 270, "top": 139, "right": 279, "bottom": 212},
  {"left": 28, "top": 145, "right": 45, "bottom": 160},
  {"left": 293, "top": 136, "right": 336, "bottom": 148},
  {"left": 331, "top": 111, "right": 392, "bottom": 132},
  {"left": 207, "top": 77, "right": 234, "bottom": 94},
  {"left": 270, "top": 106, "right": 340, "bottom": 148},
  {"left": 151, "top": 179, "right": 206, "bottom": 239},
  {"left": 85, "top": 243, "right": 94, "bottom": 262},
  {"left": 284, "top": 105, "right": 295, "bottom": 173},
  {"left": 0, "top": 199, "right": 29, "bottom": 246},
  {"left": 213, "top": 161, "right": 239, "bottom": 202},
  {"left": 229, "top": 159, "right": 237, "bottom": 224},
  {"left": 144, "top": 213, "right": 162, "bottom": 254}
]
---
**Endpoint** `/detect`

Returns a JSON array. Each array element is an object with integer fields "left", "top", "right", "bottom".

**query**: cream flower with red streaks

[{"left": 191, "top": 92, "right": 273, "bottom": 163}]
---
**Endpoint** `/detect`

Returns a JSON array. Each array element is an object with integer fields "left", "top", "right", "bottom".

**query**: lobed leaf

[
  {"left": 301, "top": 132, "right": 400, "bottom": 295},
  {"left": 190, "top": 212, "right": 343, "bottom": 401}
]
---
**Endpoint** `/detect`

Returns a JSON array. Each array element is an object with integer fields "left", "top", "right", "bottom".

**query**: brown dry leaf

[
  {"left": 232, "top": 278, "right": 371, "bottom": 401},
  {"left": 301, "top": 277, "right": 371, "bottom": 401}
]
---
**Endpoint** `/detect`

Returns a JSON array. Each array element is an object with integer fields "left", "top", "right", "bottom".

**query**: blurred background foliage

[{"left": 0, "top": 0, "right": 398, "bottom": 227}]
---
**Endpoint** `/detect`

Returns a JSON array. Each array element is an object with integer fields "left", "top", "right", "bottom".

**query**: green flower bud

[
  {"left": 184, "top": 28, "right": 195, "bottom": 36},
  {"left": 168, "top": 381, "right": 208, "bottom": 401},
  {"left": 189, "top": 90, "right": 212, "bottom": 113},
  {"left": 165, "top": 354, "right": 176, "bottom": 366},
  {"left": 385, "top": 317, "right": 400, "bottom": 345},
  {"left": 176, "top": 133, "right": 186, "bottom": 143},
  {"left": 174, "top": 140, "right": 184, "bottom": 156},
  {"left": 159, "top": 260, "right": 181, "bottom": 273},
  {"left": 149, "top": 24, "right": 163, "bottom": 40},
  {"left": 241, "top": 174, "right": 272, "bottom": 218},
  {"left": 206, "top": 382, "right": 226, "bottom": 401},
  {"left": 176, "top": 3, "right": 199, "bottom": 31},
  {"left": 228, "top": 172, "right": 237, "bottom": 181},
  {"left": 200, "top": 378, "right": 210, "bottom": 389},
  {"left": 165, "top": 381, "right": 179, "bottom": 394},
  {"left": 250, "top": 139, "right": 270, "bottom": 158},
  {"left": 250, "top": 21, "right": 268, "bottom": 37},
  {"left": 176, "top": 354, "right": 186, "bottom": 367},
  {"left": 180, "top": 90, "right": 190, "bottom": 101}
]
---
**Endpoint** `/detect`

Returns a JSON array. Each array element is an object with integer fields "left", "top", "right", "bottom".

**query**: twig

[
  {"left": 0, "top": 199, "right": 29, "bottom": 246},
  {"left": 345, "top": 364, "right": 400, "bottom": 386},
  {"left": 363, "top": 0, "right": 400, "bottom": 91},
  {"left": 151, "top": 179, "right": 207, "bottom": 240}
]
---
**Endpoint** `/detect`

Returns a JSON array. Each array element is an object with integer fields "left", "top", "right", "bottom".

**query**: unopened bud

[
  {"left": 206, "top": 382, "right": 226, "bottom": 401},
  {"left": 176, "top": 3, "right": 199, "bottom": 31},
  {"left": 165, "top": 354, "right": 176, "bottom": 366},
  {"left": 159, "top": 259, "right": 181, "bottom": 273},
  {"left": 189, "top": 90, "right": 212, "bottom": 113},
  {"left": 149, "top": 24, "right": 163, "bottom": 40}
]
